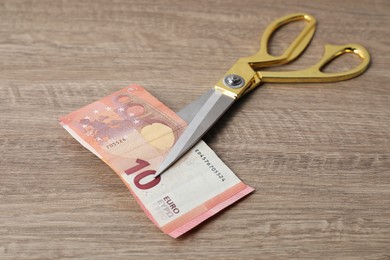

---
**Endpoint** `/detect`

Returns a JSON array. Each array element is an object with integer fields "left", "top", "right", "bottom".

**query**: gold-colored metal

[
  {"left": 214, "top": 13, "right": 370, "bottom": 99},
  {"left": 259, "top": 44, "right": 370, "bottom": 82},
  {"left": 155, "top": 13, "right": 371, "bottom": 177}
]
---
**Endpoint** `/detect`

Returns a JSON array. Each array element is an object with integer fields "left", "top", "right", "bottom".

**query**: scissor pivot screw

[{"left": 223, "top": 74, "right": 245, "bottom": 89}]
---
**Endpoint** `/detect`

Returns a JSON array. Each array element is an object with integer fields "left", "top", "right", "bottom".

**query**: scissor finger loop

[
  {"left": 247, "top": 13, "right": 317, "bottom": 68},
  {"left": 259, "top": 43, "right": 370, "bottom": 83}
]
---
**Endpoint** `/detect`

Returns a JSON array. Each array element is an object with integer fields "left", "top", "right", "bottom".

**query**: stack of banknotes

[{"left": 59, "top": 85, "right": 254, "bottom": 238}]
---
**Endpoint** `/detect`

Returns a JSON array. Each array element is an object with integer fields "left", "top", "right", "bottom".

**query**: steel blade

[
  {"left": 176, "top": 89, "right": 214, "bottom": 124},
  {"left": 154, "top": 89, "right": 235, "bottom": 177}
]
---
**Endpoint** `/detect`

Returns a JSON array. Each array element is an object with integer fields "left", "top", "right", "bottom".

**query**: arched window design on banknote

[
  {"left": 74, "top": 86, "right": 186, "bottom": 159},
  {"left": 115, "top": 93, "right": 184, "bottom": 140}
]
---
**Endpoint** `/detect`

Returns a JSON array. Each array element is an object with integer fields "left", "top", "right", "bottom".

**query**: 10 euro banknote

[{"left": 59, "top": 85, "right": 254, "bottom": 238}]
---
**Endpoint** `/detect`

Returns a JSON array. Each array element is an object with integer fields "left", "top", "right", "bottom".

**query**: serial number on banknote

[
  {"left": 106, "top": 138, "right": 127, "bottom": 149},
  {"left": 194, "top": 148, "right": 226, "bottom": 182}
]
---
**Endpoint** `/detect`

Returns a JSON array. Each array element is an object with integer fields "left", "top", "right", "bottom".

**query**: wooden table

[{"left": 1, "top": 0, "right": 389, "bottom": 258}]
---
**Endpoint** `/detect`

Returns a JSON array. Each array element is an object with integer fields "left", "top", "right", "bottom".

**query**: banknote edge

[
  {"left": 168, "top": 185, "right": 254, "bottom": 238},
  {"left": 60, "top": 123, "right": 102, "bottom": 158}
]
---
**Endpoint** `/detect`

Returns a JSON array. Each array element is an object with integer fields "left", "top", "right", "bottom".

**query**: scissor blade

[
  {"left": 176, "top": 89, "right": 214, "bottom": 124},
  {"left": 154, "top": 89, "right": 235, "bottom": 177}
]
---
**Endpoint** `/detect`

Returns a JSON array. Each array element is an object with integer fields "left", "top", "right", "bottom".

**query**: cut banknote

[{"left": 59, "top": 85, "right": 254, "bottom": 238}]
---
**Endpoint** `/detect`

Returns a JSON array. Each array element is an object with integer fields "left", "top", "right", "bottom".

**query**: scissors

[{"left": 154, "top": 13, "right": 370, "bottom": 178}]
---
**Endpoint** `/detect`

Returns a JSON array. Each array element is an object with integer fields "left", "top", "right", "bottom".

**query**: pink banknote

[{"left": 59, "top": 85, "right": 254, "bottom": 238}]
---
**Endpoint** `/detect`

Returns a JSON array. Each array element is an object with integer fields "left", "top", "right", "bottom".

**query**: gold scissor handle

[
  {"left": 241, "top": 13, "right": 317, "bottom": 68},
  {"left": 259, "top": 43, "right": 370, "bottom": 83}
]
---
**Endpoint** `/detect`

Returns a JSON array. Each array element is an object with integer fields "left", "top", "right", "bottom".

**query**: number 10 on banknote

[{"left": 59, "top": 85, "right": 253, "bottom": 238}]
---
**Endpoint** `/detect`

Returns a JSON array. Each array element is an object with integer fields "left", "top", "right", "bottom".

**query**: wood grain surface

[{"left": 1, "top": 0, "right": 389, "bottom": 259}]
